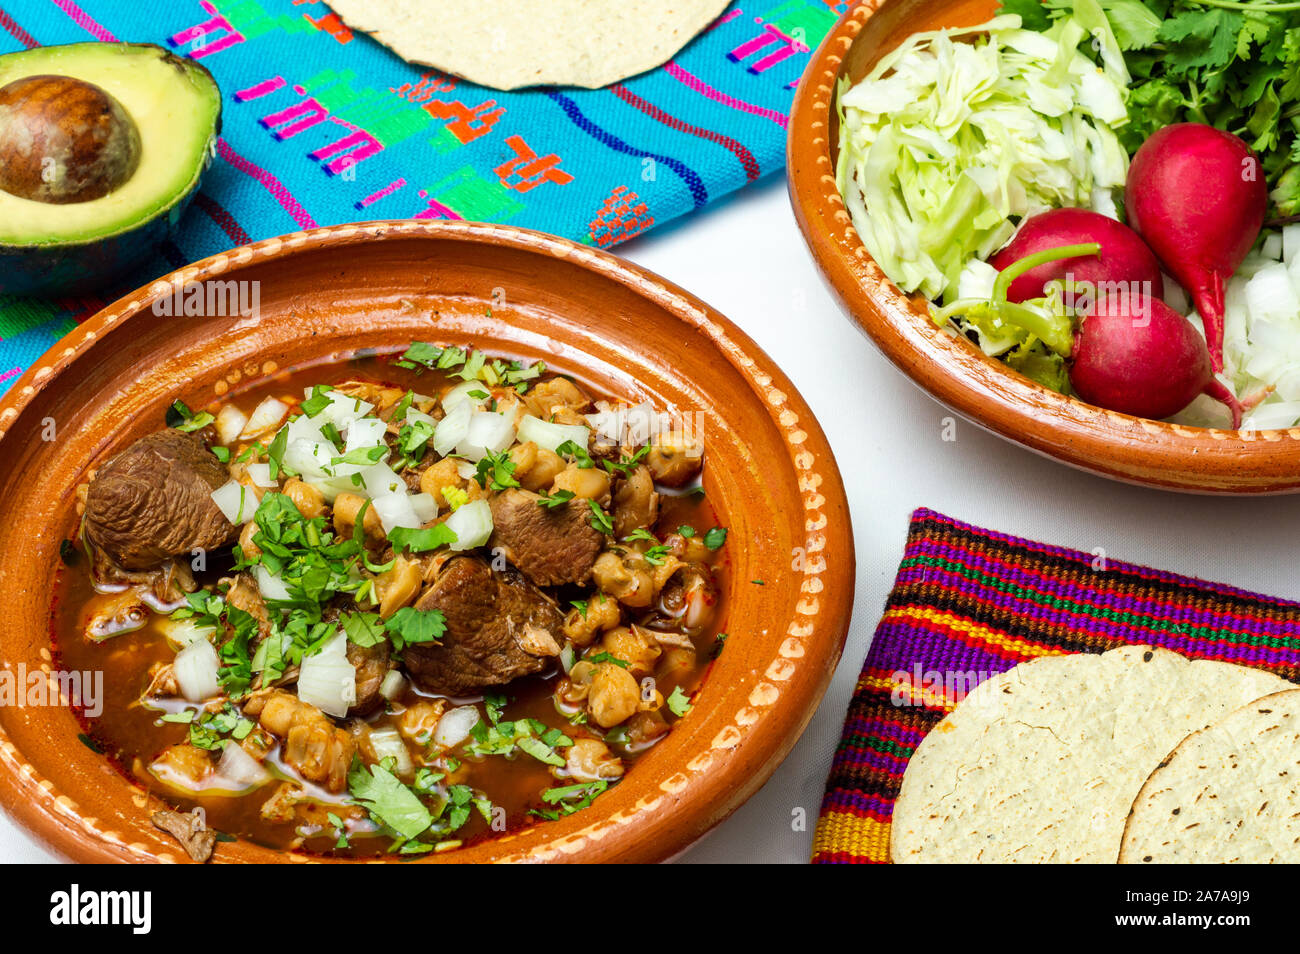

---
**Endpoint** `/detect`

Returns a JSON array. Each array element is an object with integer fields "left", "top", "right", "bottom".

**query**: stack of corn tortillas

[
  {"left": 325, "top": 0, "right": 732, "bottom": 91},
  {"left": 891, "top": 646, "right": 1298, "bottom": 864},
  {"left": 1121, "top": 688, "right": 1300, "bottom": 863}
]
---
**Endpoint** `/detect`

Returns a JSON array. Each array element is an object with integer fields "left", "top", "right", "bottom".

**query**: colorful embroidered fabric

[
  {"left": 0, "top": 0, "right": 844, "bottom": 393},
  {"left": 812, "top": 507, "right": 1300, "bottom": 864}
]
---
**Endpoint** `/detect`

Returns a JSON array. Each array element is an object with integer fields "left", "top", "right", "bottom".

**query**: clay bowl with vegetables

[
  {"left": 0, "top": 220, "right": 852, "bottom": 863},
  {"left": 789, "top": 0, "right": 1300, "bottom": 493}
]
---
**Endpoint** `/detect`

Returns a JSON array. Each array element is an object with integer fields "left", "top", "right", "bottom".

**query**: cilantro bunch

[{"left": 1005, "top": 0, "right": 1300, "bottom": 215}]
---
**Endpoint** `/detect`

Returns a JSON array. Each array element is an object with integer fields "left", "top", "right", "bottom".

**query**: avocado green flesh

[{"left": 0, "top": 42, "right": 221, "bottom": 247}]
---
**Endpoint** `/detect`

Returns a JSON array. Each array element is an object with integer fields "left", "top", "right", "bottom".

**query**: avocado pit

[{"left": 0, "top": 73, "right": 141, "bottom": 204}]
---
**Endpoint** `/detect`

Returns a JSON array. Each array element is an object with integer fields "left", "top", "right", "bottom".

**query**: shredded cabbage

[{"left": 835, "top": 5, "right": 1131, "bottom": 302}]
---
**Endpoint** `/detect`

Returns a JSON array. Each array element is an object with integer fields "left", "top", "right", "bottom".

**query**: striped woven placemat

[{"left": 811, "top": 507, "right": 1300, "bottom": 864}]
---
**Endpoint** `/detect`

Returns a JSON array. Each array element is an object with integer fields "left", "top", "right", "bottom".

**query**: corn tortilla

[
  {"left": 326, "top": 1, "right": 732, "bottom": 91},
  {"left": 891, "top": 646, "right": 1291, "bottom": 864},
  {"left": 1120, "top": 687, "right": 1300, "bottom": 863}
]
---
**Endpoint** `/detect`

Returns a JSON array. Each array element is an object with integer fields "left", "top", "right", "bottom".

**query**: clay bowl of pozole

[{"left": 0, "top": 220, "right": 852, "bottom": 863}]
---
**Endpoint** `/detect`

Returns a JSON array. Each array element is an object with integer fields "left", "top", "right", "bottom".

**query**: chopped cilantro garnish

[
  {"left": 643, "top": 544, "right": 672, "bottom": 566},
  {"left": 556, "top": 439, "right": 595, "bottom": 469},
  {"left": 603, "top": 444, "right": 650, "bottom": 476},
  {"left": 388, "top": 523, "right": 457, "bottom": 553},
  {"left": 666, "top": 685, "right": 693, "bottom": 717},
  {"left": 384, "top": 607, "right": 447, "bottom": 652},
  {"left": 587, "top": 500, "right": 614, "bottom": 536},
  {"left": 266, "top": 426, "right": 289, "bottom": 480},
  {"left": 347, "top": 758, "right": 432, "bottom": 842},
  {"left": 300, "top": 385, "right": 332, "bottom": 418},
  {"left": 518, "top": 736, "right": 566, "bottom": 767},
  {"left": 341, "top": 610, "right": 386, "bottom": 647},
  {"left": 167, "top": 400, "right": 214, "bottom": 434},
  {"left": 531, "top": 780, "right": 609, "bottom": 820},
  {"left": 703, "top": 526, "right": 728, "bottom": 550},
  {"left": 536, "top": 488, "right": 575, "bottom": 509},
  {"left": 473, "top": 448, "right": 520, "bottom": 491}
]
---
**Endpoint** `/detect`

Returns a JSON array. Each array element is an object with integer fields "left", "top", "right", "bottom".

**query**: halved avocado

[{"left": 0, "top": 42, "right": 221, "bottom": 296}]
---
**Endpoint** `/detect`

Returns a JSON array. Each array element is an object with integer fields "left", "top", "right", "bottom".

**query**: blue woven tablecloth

[{"left": 0, "top": 0, "right": 843, "bottom": 393}]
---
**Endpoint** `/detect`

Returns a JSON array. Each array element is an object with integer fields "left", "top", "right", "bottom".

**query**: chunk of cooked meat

[
  {"left": 347, "top": 639, "right": 391, "bottom": 716},
  {"left": 403, "top": 556, "right": 564, "bottom": 696},
  {"left": 82, "top": 429, "right": 237, "bottom": 570},
  {"left": 152, "top": 809, "right": 217, "bottom": 863},
  {"left": 243, "top": 689, "right": 353, "bottom": 792},
  {"left": 488, "top": 488, "right": 604, "bottom": 587}
]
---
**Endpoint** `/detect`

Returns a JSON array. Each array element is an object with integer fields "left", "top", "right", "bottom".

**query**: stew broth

[{"left": 50, "top": 347, "right": 728, "bottom": 857}]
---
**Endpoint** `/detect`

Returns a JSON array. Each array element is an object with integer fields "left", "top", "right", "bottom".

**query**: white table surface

[{"left": 9, "top": 176, "right": 1300, "bottom": 864}]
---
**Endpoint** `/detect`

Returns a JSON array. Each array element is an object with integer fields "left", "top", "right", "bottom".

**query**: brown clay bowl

[
  {"left": 788, "top": 0, "right": 1300, "bottom": 494},
  {"left": 0, "top": 220, "right": 853, "bottom": 863}
]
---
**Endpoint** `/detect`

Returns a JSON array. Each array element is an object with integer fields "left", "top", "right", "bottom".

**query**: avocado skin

[{"left": 0, "top": 44, "right": 222, "bottom": 297}]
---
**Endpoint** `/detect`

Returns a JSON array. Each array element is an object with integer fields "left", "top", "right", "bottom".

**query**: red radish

[
  {"left": 1070, "top": 294, "right": 1242, "bottom": 427},
  {"left": 1125, "top": 123, "right": 1267, "bottom": 373},
  {"left": 989, "top": 208, "right": 1163, "bottom": 305}
]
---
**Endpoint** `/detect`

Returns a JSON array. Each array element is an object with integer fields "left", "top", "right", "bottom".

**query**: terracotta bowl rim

[
  {"left": 0, "top": 219, "right": 854, "bottom": 863},
  {"left": 786, "top": 0, "right": 1300, "bottom": 495}
]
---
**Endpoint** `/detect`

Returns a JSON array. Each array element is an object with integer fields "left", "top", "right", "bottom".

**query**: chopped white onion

[
  {"left": 318, "top": 391, "right": 374, "bottom": 429},
  {"left": 517, "top": 415, "right": 589, "bottom": 454},
  {"left": 240, "top": 396, "right": 289, "bottom": 439},
  {"left": 296, "top": 634, "right": 356, "bottom": 718},
  {"left": 456, "top": 410, "right": 515, "bottom": 462},
  {"left": 246, "top": 462, "right": 276, "bottom": 488},
  {"left": 174, "top": 638, "right": 220, "bottom": 702},
  {"left": 371, "top": 493, "right": 421, "bottom": 534},
  {"left": 286, "top": 415, "right": 331, "bottom": 448},
  {"left": 305, "top": 474, "right": 363, "bottom": 504},
  {"left": 409, "top": 492, "right": 438, "bottom": 524},
  {"left": 441, "top": 380, "right": 491, "bottom": 413},
  {"left": 214, "top": 741, "right": 270, "bottom": 791},
  {"left": 361, "top": 461, "right": 404, "bottom": 497},
  {"left": 159, "top": 618, "right": 216, "bottom": 651},
  {"left": 283, "top": 439, "right": 333, "bottom": 478},
  {"left": 345, "top": 416, "right": 389, "bottom": 452},
  {"left": 455, "top": 460, "right": 477, "bottom": 481},
  {"left": 1263, "top": 232, "right": 1284, "bottom": 261},
  {"left": 433, "top": 705, "right": 480, "bottom": 750},
  {"left": 378, "top": 670, "right": 406, "bottom": 702},
  {"left": 214, "top": 404, "right": 249, "bottom": 445},
  {"left": 444, "top": 498, "right": 492, "bottom": 551},
  {"left": 209, "top": 480, "right": 252, "bottom": 524},
  {"left": 433, "top": 399, "right": 472, "bottom": 456},
  {"left": 367, "top": 726, "right": 414, "bottom": 776},
  {"left": 404, "top": 408, "right": 437, "bottom": 430},
  {"left": 255, "top": 564, "right": 292, "bottom": 602}
]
